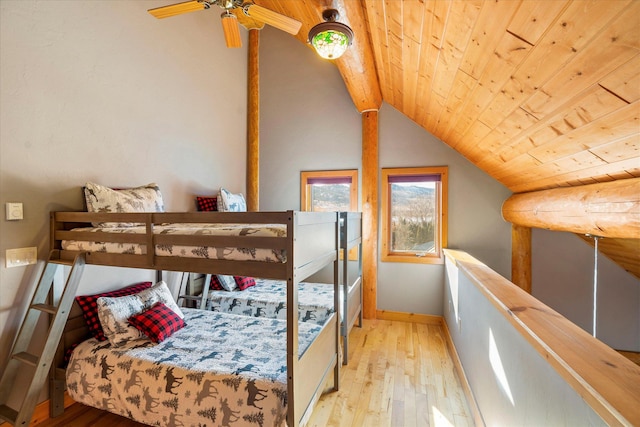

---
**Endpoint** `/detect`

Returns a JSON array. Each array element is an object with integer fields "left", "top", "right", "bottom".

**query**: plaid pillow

[
  {"left": 196, "top": 196, "right": 218, "bottom": 211},
  {"left": 128, "top": 302, "right": 186, "bottom": 343},
  {"left": 210, "top": 274, "right": 237, "bottom": 291},
  {"left": 75, "top": 282, "right": 152, "bottom": 341},
  {"left": 234, "top": 276, "right": 256, "bottom": 291}
]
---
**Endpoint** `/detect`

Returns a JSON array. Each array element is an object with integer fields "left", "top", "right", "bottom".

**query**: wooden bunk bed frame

[
  {"left": 182, "top": 211, "right": 363, "bottom": 364},
  {"left": 49, "top": 210, "right": 342, "bottom": 427},
  {"left": 339, "top": 211, "right": 363, "bottom": 364}
]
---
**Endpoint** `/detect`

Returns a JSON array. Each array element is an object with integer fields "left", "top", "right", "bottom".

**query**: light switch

[
  {"left": 6, "top": 247, "right": 37, "bottom": 268},
  {"left": 6, "top": 203, "right": 23, "bottom": 220}
]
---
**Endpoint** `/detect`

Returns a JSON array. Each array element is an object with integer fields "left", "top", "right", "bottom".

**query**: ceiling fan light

[
  {"left": 311, "top": 29, "right": 350, "bottom": 59},
  {"left": 308, "top": 10, "right": 353, "bottom": 60}
]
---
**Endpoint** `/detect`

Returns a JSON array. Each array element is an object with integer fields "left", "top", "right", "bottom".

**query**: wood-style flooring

[{"left": 35, "top": 319, "right": 473, "bottom": 427}]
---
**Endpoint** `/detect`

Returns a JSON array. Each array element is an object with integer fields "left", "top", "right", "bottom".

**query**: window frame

[
  {"left": 300, "top": 169, "right": 358, "bottom": 213},
  {"left": 301, "top": 169, "right": 359, "bottom": 260},
  {"left": 381, "top": 166, "right": 448, "bottom": 265}
]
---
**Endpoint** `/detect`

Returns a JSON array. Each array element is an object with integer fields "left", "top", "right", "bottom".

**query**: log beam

[
  {"left": 362, "top": 111, "right": 379, "bottom": 319},
  {"left": 511, "top": 225, "right": 532, "bottom": 293},
  {"left": 246, "top": 29, "right": 260, "bottom": 212},
  {"left": 502, "top": 178, "right": 640, "bottom": 239},
  {"left": 331, "top": 0, "right": 383, "bottom": 112}
]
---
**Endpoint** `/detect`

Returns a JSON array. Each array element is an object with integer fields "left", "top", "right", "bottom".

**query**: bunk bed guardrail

[{"left": 50, "top": 209, "right": 342, "bottom": 427}]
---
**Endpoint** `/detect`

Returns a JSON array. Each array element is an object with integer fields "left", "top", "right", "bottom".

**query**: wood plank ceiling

[{"left": 253, "top": 0, "right": 639, "bottom": 277}]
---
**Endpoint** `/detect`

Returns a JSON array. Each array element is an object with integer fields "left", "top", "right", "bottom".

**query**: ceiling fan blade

[
  {"left": 243, "top": 3, "right": 301, "bottom": 35},
  {"left": 231, "top": 7, "right": 265, "bottom": 31},
  {"left": 148, "top": 0, "right": 205, "bottom": 19},
  {"left": 221, "top": 12, "right": 242, "bottom": 48}
]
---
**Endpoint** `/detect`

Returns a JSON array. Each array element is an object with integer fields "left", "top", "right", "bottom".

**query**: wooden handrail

[{"left": 445, "top": 249, "right": 640, "bottom": 426}]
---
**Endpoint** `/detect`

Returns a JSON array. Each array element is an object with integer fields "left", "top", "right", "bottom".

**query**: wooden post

[
  {"left": 246, "top": 29, "right": 260, "bottom": 212},
  {"left": 362, "top": 111, "right": 378, "bottom": 319},
  {"left": 511, "top": 225, "right": 532, "bottom": 293}
]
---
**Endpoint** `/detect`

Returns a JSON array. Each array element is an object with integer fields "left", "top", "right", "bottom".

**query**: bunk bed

[
  {"left": 50, "top": 210, "right": 341, "bottom": 427},
  {"left": 182, "top": 212, "right": 363, "bottom": 364}
]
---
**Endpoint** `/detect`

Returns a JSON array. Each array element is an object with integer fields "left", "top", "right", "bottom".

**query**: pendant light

[{"left": 308, "top": 9, "right": 354, "bottom": 60}]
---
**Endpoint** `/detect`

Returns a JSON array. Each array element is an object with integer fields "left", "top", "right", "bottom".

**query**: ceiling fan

[{"left": 148, "top": 0, "right": 302, "bottom": 48}]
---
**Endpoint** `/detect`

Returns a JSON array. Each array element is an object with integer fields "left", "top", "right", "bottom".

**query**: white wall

[
  {"left": 0, "top": 0, "right": 248, "bottom": 373},
  {"left": 258, "top": 28, "right": 362, "bottom": 210},
  {"left": 259, "top": 26, "right": 513, "bottom": 316},
  {"left": 379, "top": 104, "right": 513, "bottom": 315},
  {"left": 444, "top": 254, "right": 607, "bottom": 426},
  {"left": 532, "top": 229, "right": 640, "bottom": 352}
]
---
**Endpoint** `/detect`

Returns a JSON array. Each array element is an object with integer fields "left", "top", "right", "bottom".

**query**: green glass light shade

[
  {"left": 308, "top": 10, "right": 354, "bottom": 60},
  {"left": 312, "top": 29, "right": 350, "bottom": 59}
]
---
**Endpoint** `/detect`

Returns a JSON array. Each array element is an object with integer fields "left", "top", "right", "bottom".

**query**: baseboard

[
  {"left": 441, "top": 319, "right": 485, "bottom": 427},
  {"left": 0, "top": 392, "right": 75, "bottom": 427},
  {"left": 376, "top": 309, "right": 442, "bottom": 325}
]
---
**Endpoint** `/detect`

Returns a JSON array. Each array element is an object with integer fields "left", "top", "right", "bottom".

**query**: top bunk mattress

[{"left": 61, "top": 223, "right": 287, "bottom": 263}]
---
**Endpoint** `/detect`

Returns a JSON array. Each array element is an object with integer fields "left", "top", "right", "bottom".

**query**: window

[
  {"left": 301, "top": 169, "right": 358, "bottom": 260},
  {"left": 300, "top": 170, "right": 358, "bottom": 212},
  {"left": 381, "top": 166, "right": 448, "bottom": 264}
]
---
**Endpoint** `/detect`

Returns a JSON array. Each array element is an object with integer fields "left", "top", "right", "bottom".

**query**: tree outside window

[{"left": 381, "top": 167, "right": 448, "bottom": 264}]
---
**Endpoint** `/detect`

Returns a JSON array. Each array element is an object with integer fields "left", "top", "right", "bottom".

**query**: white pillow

[
  {"left": 96, "top": 281, "right": 183, "bottom": 347},
  {"left": 136, "top": 281, "right": 184, "bottom": 318},
  {"left": 217, "top": 274, "right": 238, "bottom": 291},
  {"left": 217, "top": 187, "right": 247, "bottom": 212},
  {"left": 97, "top": 294, "right": 146, "bottom": 346},
  {"left": 84, "top": 182, "right": 165, "bottom": 227}
]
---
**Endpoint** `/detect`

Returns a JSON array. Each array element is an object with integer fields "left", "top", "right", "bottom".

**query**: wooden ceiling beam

[
  {"left": 315, "top": 0, "right": 382, "bottom": 112},
  {"left": 502, "top": 178, "right": 640, "bottom": 239}
]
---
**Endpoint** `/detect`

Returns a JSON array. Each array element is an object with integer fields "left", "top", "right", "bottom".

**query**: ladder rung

[
  {"left": 13, "top": 352, "right": 39, "bottom": 367},
  {"left": 179, "top": 295, "right": 202, "bottom": 301},
  {"left": 31, "top": 303, "right": 57, "bottom": 314},
  {"left": 49, "top": 258, "right": 74, "bottom": 266},
  {"left": 0, "top": 404, "right": 18, "bottom": 424}
]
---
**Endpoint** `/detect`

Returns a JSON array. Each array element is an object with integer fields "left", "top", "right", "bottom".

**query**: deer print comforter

[
  {"left": 61, "top": 222, "right": 287, "bottom": 263},
  {"left": 66, "top": 308, "right": 322, "bottom": 427},
  {"left": 206, "top": 278, "right": 341, "bottom": 326}
]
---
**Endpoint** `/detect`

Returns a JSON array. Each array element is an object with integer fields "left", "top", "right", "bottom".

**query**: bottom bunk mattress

[
  {"left": 205, "top": 278, "right": 342, "bottom": 326},
  {"left": 66, "top": 308, "right": 323, "bottom": 427}
]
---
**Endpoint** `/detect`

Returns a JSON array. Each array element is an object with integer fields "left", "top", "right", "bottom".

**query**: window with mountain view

[
  {"left": 300, "top": 170, "right": 358, "bottom": 212},
  {"left": 381, "top": 166, "right": 448, "bottom": 264},
  {"left": 301, "top": 169, "right": 359, "bottom": 260}
]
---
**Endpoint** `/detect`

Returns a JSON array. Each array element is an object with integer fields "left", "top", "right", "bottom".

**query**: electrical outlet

[{"left": 6, "top": 247, "right": 37, "bottom": 268}]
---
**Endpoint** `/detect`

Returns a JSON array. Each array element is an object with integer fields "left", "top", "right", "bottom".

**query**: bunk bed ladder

[
  {"left": 177, "top": 273, "right": 210, "bottom": 309},
  {"left": 0, "top": 250, "right": 86, "bottom": 426}
]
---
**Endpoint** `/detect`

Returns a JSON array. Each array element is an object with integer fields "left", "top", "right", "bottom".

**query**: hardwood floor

[
  {"left": 36, "top": 319, "right": 473, "bottom": 427},
  {"left": 307, "top": 319, "right": 473, "bottom": 427}
]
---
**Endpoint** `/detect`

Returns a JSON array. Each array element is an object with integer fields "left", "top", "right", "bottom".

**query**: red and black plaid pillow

[
  {"left": 210, "top": 275, "right": 226, "bottom": 291},
  {"left": 128, "top": 302, "right": 186, "bottom": 343},
  {"left": 196, "top": 196, "right": 218, "bottom": 211},
  {"left": 234, "top": 276, "right": 256, "bottom": 291},
  {"left": 75, "top": 282, "right": 152, "bottom": 341}
]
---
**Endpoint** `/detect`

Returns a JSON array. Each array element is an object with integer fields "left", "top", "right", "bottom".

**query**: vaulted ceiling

[
  {"left": 246, "top": 0, "right": 639, "bottom": 276},
  {"left": 256, "top": 0, "right": 638, "bottom": 189}
]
